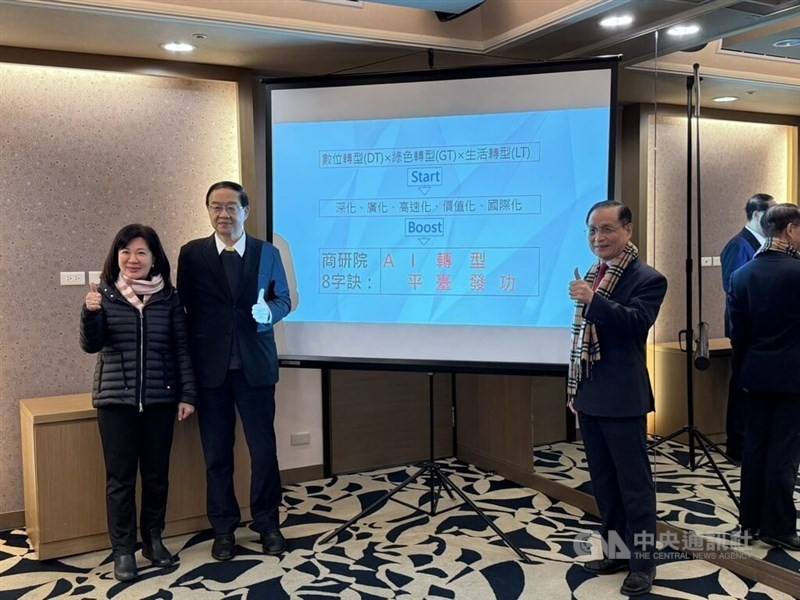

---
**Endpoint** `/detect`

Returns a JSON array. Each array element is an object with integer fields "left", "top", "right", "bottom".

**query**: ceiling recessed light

[
  {"left": 161, "top": 41, "right": 195, "bottom": 53},
  {"left": 713, "top": 96, "right": 739, "bottom": 103},
  {"left": 599, "top": 14, "right": 634, "bottom": 28},
  {"left": 773, "top": 38, "right": 800, "bottom": 48},
  {"left": 667, "top": 24, "right": 701, "bottom": 37}
]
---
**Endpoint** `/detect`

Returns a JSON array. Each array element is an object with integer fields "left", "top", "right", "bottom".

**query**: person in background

[
  {"left": 80, "top": 224, "right": 196, "bottom": 582},
  {"left": 568, "top": 200, "right": 667, "bottom": 597},
  {"left": 720, "top": 193, "right": 775, "bottom": 462},
  {"left": 177, "top": 181, "right": 291, "bottom": 561},
  {"left": 730, "top": 203, "right": 800, "bottom": 551}
]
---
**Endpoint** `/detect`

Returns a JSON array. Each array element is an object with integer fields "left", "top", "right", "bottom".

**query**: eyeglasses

[
  {"left": 208, "top": 203, "right": 243, "bottom": 215},
  {"left": 587, "top": 225, "right": 623, "bottom": 237}
]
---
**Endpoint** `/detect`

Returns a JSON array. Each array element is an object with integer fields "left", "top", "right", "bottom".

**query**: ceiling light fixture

[
  {"left": 599, "top": 14, "right": 634, "bottom": 28},
  {"left": 667, "top": 24, "right": 700, "bottom": 37},
  {"left": 161, "top": 41, "right": 195, "bottom": 53},
  {"left": 773, "top": 38, "right": 800, "bottom": 48},
  {"left": 712, "top": 96, "right": 738, "bottom": 103}
]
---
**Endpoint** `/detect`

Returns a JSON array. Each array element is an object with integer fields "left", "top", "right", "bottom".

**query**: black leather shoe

[
  {"left": 621, "top": 568, "right": 656, "bottom": 597},
  {"left": 260, "top": 530, "right": 287, "bottom": 556},
  {"left": 211, "top": 534, "right": 236, "bottom": 561},
  {"left": 113, "top": 553, "right": 137, "bottom": 582},
  {"left": 142, "top": 529, "right": 175, "bottom": 567},
  {"left": 760, "top": 533, "right": 800, "bottom": 551},
  {"left": 582, "top": 557, "right": 628, "bottom": 574}
]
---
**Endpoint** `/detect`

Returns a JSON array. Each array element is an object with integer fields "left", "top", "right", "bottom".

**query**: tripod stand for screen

[
  {"left": 318, "top": 372, "right": 532, "bottom": 563},
  {"left": 647, "top": 64, "right": 739, "bottom": 511}
]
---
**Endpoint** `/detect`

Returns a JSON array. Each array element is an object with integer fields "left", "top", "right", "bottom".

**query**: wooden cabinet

[{"left": 20, "top": 393, "right": 252, "bottom": 559}]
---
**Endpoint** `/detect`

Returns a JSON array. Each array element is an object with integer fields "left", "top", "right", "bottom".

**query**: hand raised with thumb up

[
  {"left": 251, "top": 288, "right": 272, "bottom": 325},
  {"left": 85, "top": 282, "right": 103, "bottom": 312},
  {"left": 569, "top": 266, "right": 594, "bottom": 304}
]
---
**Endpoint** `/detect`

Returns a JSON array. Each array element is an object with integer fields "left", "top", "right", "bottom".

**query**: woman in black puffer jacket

[{"left": 80, "top": 224, "right": 196, "bottom": 582}]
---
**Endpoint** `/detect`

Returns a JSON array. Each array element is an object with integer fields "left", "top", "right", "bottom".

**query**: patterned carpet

[
  {"left": 0, "top": 460, "right": 794, "bottom": 599},
  {"left": 534, "top": 439, "right": 800, "bottom": 574}
]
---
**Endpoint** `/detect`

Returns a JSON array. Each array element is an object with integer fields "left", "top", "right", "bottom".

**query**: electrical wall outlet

[
  {"left": 700, "top": 257, "right": 713, "bottom": 267},
  {"left": 60, "top": 271, "right": 86, "bottom": 285},
  {"left": 88, "top": 271, "right": 102, "bottom": 284},
  {"left": 290, "top": 432, "right": 311, "bottom": 446},
  {"left": 711, "top": 256, "right": 721, "bottom": 267}
]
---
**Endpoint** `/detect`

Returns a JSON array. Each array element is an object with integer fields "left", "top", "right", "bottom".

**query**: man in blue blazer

[
  {"left": 720, "top": 193, "right": 774, "bottom": 461},
  {"left": 178, "top": 181, "right": 291, "bottom": 560},
  {"left": 729, "top": 203, "right": 800, "bottom": 551},
  {"left": 569, "top": 200, "right": 667, "bottom": 597}
]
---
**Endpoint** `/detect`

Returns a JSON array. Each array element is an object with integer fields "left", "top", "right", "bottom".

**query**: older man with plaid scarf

[
  {"left": 568, "top": 200, "right": 667, "bottom": 597},
  {"left": 730, "top": 203, "right": 800, "bottom": 552}
]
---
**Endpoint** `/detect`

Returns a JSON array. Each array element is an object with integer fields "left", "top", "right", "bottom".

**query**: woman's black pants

[{"left": 97, "top": 404, "right": 177, "bottom": 554}]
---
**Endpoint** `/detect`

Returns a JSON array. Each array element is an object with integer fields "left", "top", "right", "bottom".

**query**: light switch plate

[
  {"left": 290, "top": 432, "right": 311, "bottom": 446},
  {"left": 60, "top": 271, "right": 85, "bottom": 286}
]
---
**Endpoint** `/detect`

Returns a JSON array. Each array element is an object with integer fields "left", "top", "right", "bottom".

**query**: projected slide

[{"left": 273, "top": 107, "right": 607, "bottom": 329}]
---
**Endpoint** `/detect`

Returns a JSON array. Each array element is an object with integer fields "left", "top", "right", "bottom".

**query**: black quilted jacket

[{"left": 79, "top": 281, "right": 197, "bottom": 410}]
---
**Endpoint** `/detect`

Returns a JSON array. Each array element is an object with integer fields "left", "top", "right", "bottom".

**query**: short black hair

[
  {"left": 762, "top": 203, "right": 800, "bottom": 237},
  {"left": 745, "top": 193, "right": 774, "bottom": 220},
  {"left": 205, "top": 181, "right": 249, "bottom": 208},
  {"left": 100, "top": 224, "right": 172, "bottom": 289},
  {"left": 586, "top": 200, "right": 632, "bottom": 226}
]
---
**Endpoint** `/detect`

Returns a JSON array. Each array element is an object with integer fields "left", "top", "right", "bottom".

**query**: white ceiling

[{"left": 0, "top": 0, "right": 799, "bottom": 114}]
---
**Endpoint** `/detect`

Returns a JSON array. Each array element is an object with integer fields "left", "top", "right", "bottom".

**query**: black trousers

[
  {"left": 197, "top": 369, "right": 281, "bottom": 535},
  {"left": 725, "top": 366, "right": 747, "bottom": 461},
  {"left": 97, "top": 404, "right": 177, "bottom": 554},
  {"left": 579, "top": 413, "right": 656, "bottom": 571},
  {"left": 740, "top": 392, "right": 800, "bottom": 537}
]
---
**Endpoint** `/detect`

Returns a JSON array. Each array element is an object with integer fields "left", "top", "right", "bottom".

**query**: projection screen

[{"left": 267, "top": 58, "right": 617, "bottom": 368}]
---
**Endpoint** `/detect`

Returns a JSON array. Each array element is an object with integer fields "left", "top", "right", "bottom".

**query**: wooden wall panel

[
  {"left": 456, "top": 374, "right": 533, "bottom": 477},
  {"left": 329, "top": 371, "right": 452, "bottom": 474}
]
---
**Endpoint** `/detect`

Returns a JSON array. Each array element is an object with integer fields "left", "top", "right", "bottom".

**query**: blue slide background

[{"left": 273, "top": 107, "right": 609, "bottom": 328}]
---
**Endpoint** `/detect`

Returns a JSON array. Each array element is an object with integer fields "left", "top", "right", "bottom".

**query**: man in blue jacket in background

[{"left": 720, "top": 193, "right": 774, "bottom": 461}]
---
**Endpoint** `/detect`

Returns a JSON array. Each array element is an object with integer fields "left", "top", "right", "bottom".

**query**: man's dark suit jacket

[
  {"left": 721, "top": 228, "right": 760, "bottom": 337},
  {"left": 573, "top": 259, "right": 668, "bottom": 418},
  {"left": 729, "top": 250, "right": 800, "bottom": 395},
  {"left": 177, "top": 234, "right": 291, "bottom": 389}
]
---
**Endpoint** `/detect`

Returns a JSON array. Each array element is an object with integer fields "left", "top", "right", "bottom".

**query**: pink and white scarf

[{"left": 115, "top": 274, "right": 164, "bottom": 313}]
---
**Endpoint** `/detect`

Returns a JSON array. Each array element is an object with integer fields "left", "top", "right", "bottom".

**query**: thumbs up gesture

[
  {"left": 569, "top": 267, "right": 594, "bottom": 304},
  {"left": 251, "top": 288, "right": 272, "bottom": 325},
  {"left": 85, "top": 282, "right": 103, "bottom": 312}
]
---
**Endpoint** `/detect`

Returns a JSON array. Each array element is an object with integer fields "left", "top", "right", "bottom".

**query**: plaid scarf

[
  {"left": 754, "top": 237, "right": 800, "bottom": 259},
  {"left": 116, "top": 273, "right": 164, "bottom": 314},
  {"left": 567, "top": 241, "right": 639, "bottom": 401}
]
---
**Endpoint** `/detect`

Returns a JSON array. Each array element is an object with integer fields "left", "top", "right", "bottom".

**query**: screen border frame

[{"left": 263, "top": 56, "right": 619, "bottom": 373}]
